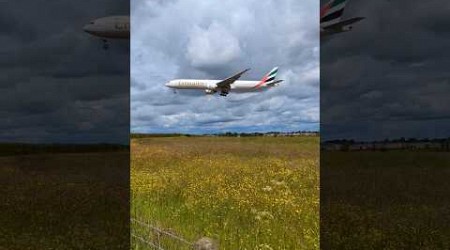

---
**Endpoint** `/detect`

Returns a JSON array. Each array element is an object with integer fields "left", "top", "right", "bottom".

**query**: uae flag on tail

[{"left": 320, "top": 0, "right": 348, "bottom": 26}]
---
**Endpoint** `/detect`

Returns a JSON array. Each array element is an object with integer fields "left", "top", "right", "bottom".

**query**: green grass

[
  {"left": 321, "top": 151, "right": 450, "bottom": 249},
  {"left": 0, "top": 143, "right": 128, "bottom": 156},
  {"left": 131, "top": 136, "right": 319, "bottom": 250},
  {"left": 0, "top": 151, "right": 129, "bottom": 249}
]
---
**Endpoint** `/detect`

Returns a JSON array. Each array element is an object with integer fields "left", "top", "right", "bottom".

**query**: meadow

[
  {"left": 131, "top": 136, "right": 319, "bottom": 250},
  {"left": 0, "top": 148, "right": 129, "bottom": 249},
  {"left": 321, "top": 151, "right": 450, "bottom": 249}
]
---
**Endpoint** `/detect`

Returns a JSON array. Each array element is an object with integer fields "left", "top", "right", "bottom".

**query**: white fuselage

[
  {"left": 83, "top": 16, "right": 129, "bottom": 39},
  {"left": 165, "top": 79, "right": 275, "bottom": 93}
]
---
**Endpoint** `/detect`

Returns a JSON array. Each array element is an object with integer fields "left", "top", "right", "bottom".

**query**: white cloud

[{"left": 186, "top": 22, "right": 242, "bottom": 67}]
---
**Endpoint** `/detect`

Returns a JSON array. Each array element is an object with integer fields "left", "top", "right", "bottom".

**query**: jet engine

[
  {"left": 205, "top": 89, "right": 216, "bottom": 95},
  {"left": 342, "top": 25, "right": 353, "bottom": 31}
]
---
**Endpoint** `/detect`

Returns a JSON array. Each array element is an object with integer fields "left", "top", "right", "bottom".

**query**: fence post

[{"left": 193, "top": 237, "right": 218, "bottom": 250}]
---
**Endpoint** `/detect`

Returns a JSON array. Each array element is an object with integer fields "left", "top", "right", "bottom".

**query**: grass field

[
  {"left": 321, "top": 151, "right": 450, "bottom": 249},
  {"left": 131, "top": 136, "right": 319, "bottom": 249},
  {"left": 0, "top": 150, "right": 129, "bottom": 249}
]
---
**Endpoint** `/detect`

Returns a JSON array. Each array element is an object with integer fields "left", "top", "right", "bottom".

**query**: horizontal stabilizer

[
  {"left": 267, "top": 80, "right": 283, "bottom": 86},
  {"left": 323, "top": 17, "right": 364, "bottom": 30}
]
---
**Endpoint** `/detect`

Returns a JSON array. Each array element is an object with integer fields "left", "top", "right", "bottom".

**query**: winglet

[
  {"left": 234, "top": 68, "right": 251, "bottom": 78},
  {"left": 231, "top": 68, "right": 251, "bottom": 81}
]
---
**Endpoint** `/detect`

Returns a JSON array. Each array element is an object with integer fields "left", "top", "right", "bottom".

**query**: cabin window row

[{"left": 179, "top": 82, "right": 203, "bottom": 86}]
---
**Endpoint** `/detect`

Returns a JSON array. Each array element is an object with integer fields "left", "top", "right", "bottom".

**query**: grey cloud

[
  {"left": 1, "top": 0, "right": 129, "bottom": 143},
  {"left": 321, "top": 0, "right": 450, "bottom": 140}
]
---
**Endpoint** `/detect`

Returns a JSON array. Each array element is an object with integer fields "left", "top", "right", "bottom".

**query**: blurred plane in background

[
  {"left": 320, "top": 0, "right": 364, "bottom": 37},
  {"left": 83, "top": 16, "right": 129, "bottom": 49}
]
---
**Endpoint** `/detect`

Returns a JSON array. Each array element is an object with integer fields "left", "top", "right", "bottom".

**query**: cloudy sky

[
  {"left": 321, "top": 0, "right": 450, "bottom": 141},
  {"left": 1, "top": 0, "right": 129, "bottom": 144},
  {"left": 131, "top": 0, "right": 319, "bottom": 134}
]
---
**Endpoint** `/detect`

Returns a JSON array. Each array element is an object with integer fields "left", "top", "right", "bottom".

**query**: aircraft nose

[
  {"left": 165, "top": 82, "right": 173, "bottom": 87},
  {"left": 83, "top": 24, "right": 93, "bottom": 33}
]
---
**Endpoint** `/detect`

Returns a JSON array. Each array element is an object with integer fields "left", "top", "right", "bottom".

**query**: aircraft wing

[
  {"left": 322, "top": 17, "right": 364, "bottom": 31},
  {"left": 216, "top": 68, "right": 250, "bottom": 89}
]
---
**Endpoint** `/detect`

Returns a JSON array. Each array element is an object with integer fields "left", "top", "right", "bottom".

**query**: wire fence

[
  {"left": 131, "top": 233, "right": 166, "bottom": 250},
  {"left": 131, "top": 217, "right": 219, "bottom": 250},
  {"left": 131, "top": 217, "right": 194, "bottom": 249}
]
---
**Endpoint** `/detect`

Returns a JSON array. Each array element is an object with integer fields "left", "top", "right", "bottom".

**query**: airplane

[
  {"left": 83, "top": 16, "right": 129, "bottom": 49},
  {"left": 165, "top": 67, "right": 283, "bottom": 97},
  {"left": 320, "top": 0, "right": 364, "bottom": 37}
]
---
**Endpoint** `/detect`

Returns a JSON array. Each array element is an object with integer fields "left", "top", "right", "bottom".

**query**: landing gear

[
  {"left": 204, "top": 89, "right": 217, "bottom": 95},
  {"left": 219, "top": 88, "right": 229, "bottom": 96},
  {"left": 101, "top": 39, "right": 109, "bottom": 50}
]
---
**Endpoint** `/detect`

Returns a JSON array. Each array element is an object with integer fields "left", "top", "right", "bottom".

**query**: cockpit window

[{"left": 90, "top": 21, "right": 94, "bottom": 24}]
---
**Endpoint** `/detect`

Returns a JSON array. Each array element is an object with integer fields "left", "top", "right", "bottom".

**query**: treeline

[
  {"left": 131, "top": 131, "right": 319, "bottom": 138},
  {"left": 0, "top": 143, "right": 129, "bottom": 156},
  {"left": 322, "top": 137, "right": 450, "bottom": 151},
  {"left": 214, "top": 131, "right": 319, "bottom": 137},
  {"left": 130, "top": 133, "right": 195, "bottom": 138},
  {"left": 325, "top": 137, "right": 450, "bottom": 144}
]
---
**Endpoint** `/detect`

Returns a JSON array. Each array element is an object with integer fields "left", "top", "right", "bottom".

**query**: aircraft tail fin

[
  {"left": 320, "top": 0, "right": 348, "bottom": 26},
  {"left": 260, "top": 67, "right": 279, "bottom": 84}
]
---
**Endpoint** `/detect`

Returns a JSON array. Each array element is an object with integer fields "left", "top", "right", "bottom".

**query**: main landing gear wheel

[{"left": 102, "top": 39, "right": 109, "bottom": 50}]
